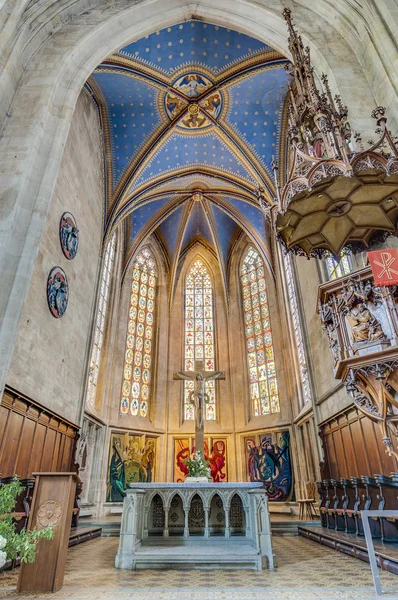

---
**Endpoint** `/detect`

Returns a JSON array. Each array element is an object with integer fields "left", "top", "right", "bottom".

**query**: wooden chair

[{"left": 297, "top": 481, "right": 318, "bottom": 521}]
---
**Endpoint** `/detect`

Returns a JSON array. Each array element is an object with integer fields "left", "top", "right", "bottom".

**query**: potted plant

[
  {"left": 0, "top": 478, "right": 53, "bottom": 570},
  {"left": 183, "top": 451, "right": 212, "bottom": 482}
]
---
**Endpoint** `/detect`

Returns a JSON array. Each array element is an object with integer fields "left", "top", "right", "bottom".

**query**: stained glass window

[
  {"left": 284, "top": 253, "right": 312, "bottom": 405},
  {"left": 86, "top": 233, "right": 116, "bottom": 409},
  {"left": 325, "top": 250, "right": 352, "bottom": 280},
  {"left": 240, "top": 246, "right": 280, "bottom": 416},
  {"left": 120, "top": 247, "right": 157, "bottom": 417},
  {"left": 184, "top": 259, "right": 216, "bottom": 421}
]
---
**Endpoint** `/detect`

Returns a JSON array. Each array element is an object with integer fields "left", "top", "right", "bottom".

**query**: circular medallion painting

[
  {"left": 60, "top": 212, "right": 79, "bottom": 260},
  {"left": 47, "top": 267, "right": 69, "bottom": 318},
  {"left": 164, "top": 71, "right": 224, "bottom": 131}
]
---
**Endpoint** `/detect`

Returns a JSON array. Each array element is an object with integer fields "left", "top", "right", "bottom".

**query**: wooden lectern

[{"left": 17, "top": 472, "right": 78, "bottom": 593}]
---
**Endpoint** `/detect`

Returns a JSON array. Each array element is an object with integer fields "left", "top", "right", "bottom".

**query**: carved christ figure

[{"left": 174, "top": 368, "right": 225, "bottom": 459}]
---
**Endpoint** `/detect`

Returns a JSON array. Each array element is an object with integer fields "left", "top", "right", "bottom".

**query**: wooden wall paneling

[
  {"left": 15, "top": 418, "right": 36, "bottom": 479},
  {"left": 57, "top": 435, "right": 66, "bottom": 472},
  {"left": 1, "top": 410, "right": 24, "bottom": 476},
  {"left": 320, "top": 403, "right": 398, "bottom": 481},
  {"left": 51, "top": 433, "right": 62, "bottom": 471},
  {"left": 349, "top": 418, "right": 369, "bottom": 476},
  {"left": 340, "top": 424, "right": 357, "bottom": 479},
  {"left": 41, "top": 428, "right": 57, "bottom": 472},
  {"left": 358, "top": 417, "right": 375, "bottom": 475},
  {"left": 29, "top": 424, "right": 46, "bottom": 477},
  {"left": 326, "top": 432, "right": 338, "bottom": 480},
  {"left": 0, "top": 405, "right": 10, "bottom": 455},
  {"left": 0, "top": 386, "right": 79, "bottom": 479},
  {"left": 332, "top": 429, "right": 347, "bottom": 479},
  {"left": 60, "top": 436, "right": 74, "bottom": 472}
]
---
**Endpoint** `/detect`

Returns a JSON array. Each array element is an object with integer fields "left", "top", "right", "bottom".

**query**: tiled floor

[{"left": 1, "top": 536, "right": 398, "bottom": 599}]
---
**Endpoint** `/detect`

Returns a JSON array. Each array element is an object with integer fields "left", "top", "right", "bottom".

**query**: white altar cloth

[{"left": 115, "top": 482, "right": 274, "bottom": 571}]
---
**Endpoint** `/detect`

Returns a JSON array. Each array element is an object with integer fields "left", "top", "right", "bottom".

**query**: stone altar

[{"left": 115, "top": 482, "right": 273, "bottom": 570}]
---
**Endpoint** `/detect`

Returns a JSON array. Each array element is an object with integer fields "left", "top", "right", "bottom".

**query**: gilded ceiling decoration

[{"left": 86, "top": 19, "right": 290, "bottom": 296}]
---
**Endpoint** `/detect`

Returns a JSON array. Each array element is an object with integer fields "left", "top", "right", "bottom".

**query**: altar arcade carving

[{"left": 107, "top": 432, "right": 157, "bottom": 501}]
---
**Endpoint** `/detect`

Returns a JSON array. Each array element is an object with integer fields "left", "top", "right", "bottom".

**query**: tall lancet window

[
  {"left": 241, "top": 246, "right": 280, "bottom": 416},
  {"left": 184, "top": 259, "right": 216, "bottom": 421},
  {"left": 120, "top": 247, "right": 157, "bottom": 418},
  {"left": 283, "top": 253, "right": 312, "bottom": 406},
  {"left": 86, "top": 233, "right": 116, "bottom": 409}
]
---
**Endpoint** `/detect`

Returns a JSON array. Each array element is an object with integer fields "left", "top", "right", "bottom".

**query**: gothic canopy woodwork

[
  {"left": 273, "top": 9, "right": 398, "bottom": 258},
  {"left": 86, "top": 19, "right": 290, "bottom": 291}
]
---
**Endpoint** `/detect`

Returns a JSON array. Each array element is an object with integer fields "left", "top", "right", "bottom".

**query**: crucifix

[{"left": 174, "top": 360, "right": 225, "bottom": 457}]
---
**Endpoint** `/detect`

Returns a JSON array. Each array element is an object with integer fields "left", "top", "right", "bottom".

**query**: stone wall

[
  {"left": 6, "top": 91, "right": 103, "bottom": 424},
  {"left": 294, "top": 256, "right": 353, "bottom": 425}
]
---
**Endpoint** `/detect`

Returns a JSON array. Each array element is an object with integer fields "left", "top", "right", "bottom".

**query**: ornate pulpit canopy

[{"left": 272, "top": 9, "right": 398, "bottom": 258}]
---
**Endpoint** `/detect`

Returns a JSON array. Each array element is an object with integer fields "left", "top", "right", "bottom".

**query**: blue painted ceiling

[
  {"left": 119, "top": 22, "right": 270, "bottom": 76},
  {"left": 89, "top": 19, "right": 289, "bottom": 282}
]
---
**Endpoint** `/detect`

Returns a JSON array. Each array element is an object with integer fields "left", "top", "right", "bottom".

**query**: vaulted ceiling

[{"left": 86, "top": 19, "right": 290, "bottom": 292}]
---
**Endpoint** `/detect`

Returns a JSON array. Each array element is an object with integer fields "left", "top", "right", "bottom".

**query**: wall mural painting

[
  {"left": 245, "top": 431, "right": 292, "bottom": 501},
  {"left": 174, "top": 437, "right": 227, "bottom": 483},
  {"left": 47, "top": 267, "right": 69, "bottom": 318},
  {"left": 107, "top": 432, "right": 156, "bottom": 502},
  {"left": 59, "top": 212, "right": 79, "bottom": 260}
]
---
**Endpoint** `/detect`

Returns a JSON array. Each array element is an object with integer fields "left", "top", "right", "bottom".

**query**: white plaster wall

[{"left": 6, "top": 90, "right": 103, "bottom": 424}]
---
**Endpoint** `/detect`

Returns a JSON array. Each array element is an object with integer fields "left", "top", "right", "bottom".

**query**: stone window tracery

[
  {"left": 325, "top": 250, "right": 352, "bottom": 280},
  {"left": 86, "top": 233, "right": 116, "bottom": 409},
  {"left": 120, "top": 247, "right": 157, "bottom": 417},
  {"left": 184, "top": 259, "right": 216, "bottom": 421},
  {"left": 283, "top": 253, "right": 312, "bottom": 405},
  {"left": 240, "top": 246, "right": 280, "bottom": 416}
]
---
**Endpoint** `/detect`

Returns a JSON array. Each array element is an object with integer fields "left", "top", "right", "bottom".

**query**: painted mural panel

[
  {"left": 107, "top": 432, "right": 156, "bottom": 501},
  {"left": 244, "top": 431, "right": 291, "bottom": 501},
  {"left": 174, "top": 437, "right": 227, "bottom": 483}
]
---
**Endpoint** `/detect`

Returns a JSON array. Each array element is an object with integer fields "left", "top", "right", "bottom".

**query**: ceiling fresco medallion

[{"left": 164, "top": 71, "right": 223, "bottom": 130}]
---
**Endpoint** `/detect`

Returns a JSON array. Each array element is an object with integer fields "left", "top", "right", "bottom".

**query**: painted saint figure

[{"left": 60, "top": 212, "right": 79, "bottom": 260}]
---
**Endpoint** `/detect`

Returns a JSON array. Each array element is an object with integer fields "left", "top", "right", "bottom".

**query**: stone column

[
  {"left": 204, "top": 504, "right": 210, "bottom": 538},
  {"left": 143, "top": 505, "right": 149, "bottom": 539},
  {"left": 224, "top": 506, "right": 230, "bottom": 538},
  {"left": 244, "top": 507, "right": 250, "bottom": 538},
  {"left": 183, "top": 505, "right": 190, "bottom": 539},
  {"left": 163, "top": 505, "right": 170, "bottom": 538}
]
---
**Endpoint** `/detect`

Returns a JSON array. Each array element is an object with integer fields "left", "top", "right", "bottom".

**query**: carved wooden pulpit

[{"left": 17, "top": 472, "right": 79, "bottom": 593}]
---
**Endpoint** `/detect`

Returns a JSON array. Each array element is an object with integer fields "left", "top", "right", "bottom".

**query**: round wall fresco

[
  {"left": 60, "top": 212, "right": 79, "bottom": 260},
  {"left": 47, "top": 267, "right": 69, "bottom": 318}
]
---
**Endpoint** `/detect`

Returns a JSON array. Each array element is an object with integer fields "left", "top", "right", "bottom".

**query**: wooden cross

[{"left": 174, "top": 360, "right": 225, "bottom": 458}]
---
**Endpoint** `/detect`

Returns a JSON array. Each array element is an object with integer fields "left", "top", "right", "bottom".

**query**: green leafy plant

[
  {"left": 184, "top": 451, "right": 211, "bottom": 479},
  {"left": 0, "top": 478, "right": 54, "bottom": 568}
]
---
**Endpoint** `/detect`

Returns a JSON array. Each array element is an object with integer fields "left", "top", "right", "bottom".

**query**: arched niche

[
  {"left": 188, "top": 493, "right": 205, "bottom": 536},
  {"left": 208, "top": 493, "right": 225, "bottom": 536},
  {"left": 148, "top": 493, "right": 165, "bottom": 536},
  {"left": 230, "top": 493, "right": 246, "bottom": 536},
  {"left": 168, "top": 493, "right": 185, "bottom": 536}
]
